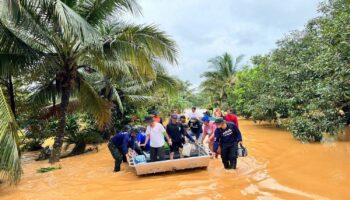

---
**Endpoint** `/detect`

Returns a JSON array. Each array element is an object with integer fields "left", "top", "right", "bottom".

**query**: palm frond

[
  {"left": 6, "top": 0, "right": 100, "bottom": 48},
  {"left": 28, "top": 79, "right": 57, "bottom": 107},
  {"left": 111, "top": 88, "right": 124, "bottom": 113},
  {"left": 77, "top": 0, "right": 141, "bottom": 26},
  {"left": 0, "top": 87, "right": 21, "bottom": 184},
  {"left": 78, "top": 76, "right": 112, "bottom": 128},
  {"left": 123, "top": 94, "right": 157, "bottom": 103}
]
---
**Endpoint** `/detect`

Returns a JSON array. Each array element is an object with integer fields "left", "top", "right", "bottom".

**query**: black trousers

[
  {"left": 108, "top": 142, "right": 123, "bottom": 172},
  {"left": 150, "top": 147, "right": 165, "bottom": 162},
  {"left": 220, "top": 142, "right": 238, "bottom": 169}
]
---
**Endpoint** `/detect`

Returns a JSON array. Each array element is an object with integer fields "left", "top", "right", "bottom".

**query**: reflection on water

[{"left": 1, "top": 120, "right": 349, "bottom": 200}]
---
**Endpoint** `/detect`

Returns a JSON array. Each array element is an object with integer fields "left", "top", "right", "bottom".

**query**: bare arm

[
  {"left": 143, "top": 135, "right": 150, "bottom": 146},
  {"left": 163, "top": 131, "right": 172, "bottom": 145}
]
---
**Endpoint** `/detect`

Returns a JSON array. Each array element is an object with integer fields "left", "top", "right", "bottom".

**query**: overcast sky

[{"left": 128, "top": 0, "right": 320, "bottom": 87}]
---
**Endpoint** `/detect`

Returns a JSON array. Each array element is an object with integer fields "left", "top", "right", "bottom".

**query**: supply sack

[{"left": 182, "top": 143, "right": 192, "bottom": 157}]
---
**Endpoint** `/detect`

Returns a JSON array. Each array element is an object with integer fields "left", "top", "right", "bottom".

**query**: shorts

[{"left": 170, "top": 141, "right": 183, "bottom": 153}]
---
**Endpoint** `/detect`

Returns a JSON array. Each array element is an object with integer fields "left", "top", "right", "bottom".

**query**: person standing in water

[
  {"left": 142, "top": 116, "right": 172, "bottom": 162},
  {"left": 224, "top": 109, "right": 239, "bottom": 127},
  {"left": 108, "top": 126, "right": 137, "bottom": 172},
  {"left": 213, "top": 118, "right": 242, "bottom": 169},
  {"left": 166, "top": 115, "right": 195, "bottom": 159},
  {"left": 188, "top": 106, "right": 201, "bottom": 119},
  {"left": 213, "top": 108, "right": 223, "bottom": 118},
  {"left": 201, "top": 116, "right": 216, "bottom": 156}
]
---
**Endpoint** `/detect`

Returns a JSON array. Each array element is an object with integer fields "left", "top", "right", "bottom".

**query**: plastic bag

[
  {"left": 237, "top": 143, "right": 248, "bottom": 157},
  {"left": 182, "top": 143, "right": 192, "bottom": 157},
  {"left": 135, "top": 155, "right": 147, "bottom": 164}
]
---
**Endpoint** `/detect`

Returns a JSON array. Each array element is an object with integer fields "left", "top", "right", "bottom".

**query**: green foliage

[
  {"left": 201, "top": 53, "right": 244, "bottom": 106},
  {"left": 66, "top": 114, "right": 103, "bottom": 146},
  {"left": 0, "top": 87, "right": 21, "bottom": 184},
  {"left": 20, "top": 118, "right": 55, "bottom": 151},
  {"left": 227, "top": 0, "right": 350, "bottom": 142}
]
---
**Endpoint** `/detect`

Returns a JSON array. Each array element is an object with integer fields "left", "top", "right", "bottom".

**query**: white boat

[{"left": 128, "top": 143, "right": 211, "bottom": 175}]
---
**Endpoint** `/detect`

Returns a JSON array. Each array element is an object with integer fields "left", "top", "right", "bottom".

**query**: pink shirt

[{"left": 202, "top": 122, "right": 216, "bottom": 143}]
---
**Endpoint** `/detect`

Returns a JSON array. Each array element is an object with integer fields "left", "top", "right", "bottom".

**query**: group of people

[{"left": 108, "top": 107, "right": 243, "bottom": 172}]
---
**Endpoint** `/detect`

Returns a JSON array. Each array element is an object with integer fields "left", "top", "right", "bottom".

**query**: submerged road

[{"left": 1, "top": 119, "right": 349, "bottom": 200}]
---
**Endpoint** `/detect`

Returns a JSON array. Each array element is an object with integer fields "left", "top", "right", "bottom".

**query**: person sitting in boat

[
  {"left": 201, "top": 116, "right": 216, "bottom": 157},
  {"left": 136, "top": 126, "right": 150, "bottom": 152},
  {"left": 188, "top": 117, "right": 202, "bottom": 143},
  {"left": 142, "top": 116, "right": 172, "bottom": 162},
  {"left": 166, "top": 114, "right": 195, "bottom": 160},
  {"left": 108, "top": 126, "right": 137, "bottom": 172},
  {"left": 213, "top": 118, "right": 243, "bottom": 170}
]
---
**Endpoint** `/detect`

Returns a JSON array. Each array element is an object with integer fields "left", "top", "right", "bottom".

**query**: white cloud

[{"left": 128, "top": 0, "right": 320, "bottom": 85}]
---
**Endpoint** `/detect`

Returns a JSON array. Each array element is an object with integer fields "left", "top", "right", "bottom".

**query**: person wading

[
  {"left": 224, "top": 109, "right": 239, "bottom": 127},
  {"left": 213, "top": 118, "right": 243, "bottom": 169},
  {"left": 166, "top": 115, "right": 195, "bottom": 159},
  {"left": 142, "top": 116, "right": 172, "bottom": 162},
  {"left": 201, "top": 116, "right": 216, "bottom": 157},
  {"left": 108, "top": 126, "right": 137, "bottom": 172}
]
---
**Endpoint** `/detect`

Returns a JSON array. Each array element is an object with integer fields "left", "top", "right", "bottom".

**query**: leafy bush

[
  {"left": 65, "top": 114, "right": 103, "bottom": 154},
  {"left": 20, "top": 118, "right": 56, "bottom": 151},
  {"left": 288, "top": 117, "right": 323, "bottom": 142}
]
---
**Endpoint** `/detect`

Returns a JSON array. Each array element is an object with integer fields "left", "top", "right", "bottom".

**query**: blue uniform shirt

[
  {"left": 111, "top": 132, "right": 135, "bottom": 155},
  {"left": 136, "top": 131, "right": 150, "bottom": 151},
  {"left": 213, "top": 122, "right": 242, "bottom": 152}
]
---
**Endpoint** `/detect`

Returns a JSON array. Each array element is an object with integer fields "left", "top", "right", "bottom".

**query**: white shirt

[
  {"left": 146, "top": 123, "right": 166, "bottom": 148},
  {"left": 188, "top": 111, "right": 201, "bottom": 119}
]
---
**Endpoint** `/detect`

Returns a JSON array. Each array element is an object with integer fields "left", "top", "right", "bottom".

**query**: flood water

[{"left": 1, "top": 119, "right": 349, "bottom": 200}]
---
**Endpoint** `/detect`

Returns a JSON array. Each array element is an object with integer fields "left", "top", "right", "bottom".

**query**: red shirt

[{"left": 224, "top": 114, "right": 239, "bottom": 127}]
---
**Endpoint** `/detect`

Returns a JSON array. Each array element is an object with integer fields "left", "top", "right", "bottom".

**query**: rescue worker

[
  {"left": 188, "top": 117, "right": 202, "bottom": 143},
  {"left": 213, "top": 118, "right": 243, "bottom": 169},
  {"left": 108, "top": 126, "right": 137, "bottom": 172},
  {"left": 142, "top": 116, "right": 172, "bottom": 162},
  {"left": 166, "top": 114, "right": 195, "bottom": 159}
]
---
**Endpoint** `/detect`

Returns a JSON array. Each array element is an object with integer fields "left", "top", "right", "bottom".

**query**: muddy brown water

[{"left": 1, "top": 119, "right": 349, "bottom": 200}]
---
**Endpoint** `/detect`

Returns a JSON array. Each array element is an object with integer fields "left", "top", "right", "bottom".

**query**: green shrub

[{"left": 288, "top": 117, "right": 323, "bottom": 142}]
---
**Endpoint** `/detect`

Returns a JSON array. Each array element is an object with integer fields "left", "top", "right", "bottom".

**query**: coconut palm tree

[
  {"left": 200, "top": 53, "right": 244, "bottom": 106},
  {"left": 0, "top": 87, "right": 21, "bottom": 184},
  {"left": 0, "top": 0, "right": 178, "bottom": 164}
]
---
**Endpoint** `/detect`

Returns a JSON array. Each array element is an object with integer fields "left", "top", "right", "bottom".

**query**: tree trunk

[
  {"left": 49, "top": 65, "right": 75, "bottom": 164},
  {"left": 7, "top": 75, "right": 16, "bottom": 117},
  {"left": 49, "top": 85, "right": 70, "bottom": 164}
]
